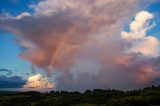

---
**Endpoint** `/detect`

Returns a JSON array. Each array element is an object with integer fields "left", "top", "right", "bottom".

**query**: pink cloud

[{"left": 0, "top": 0, "right": 159, "bottom": 91}]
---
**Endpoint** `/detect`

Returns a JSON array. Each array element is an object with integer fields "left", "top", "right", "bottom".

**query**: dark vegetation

[{"left": 0, "top": 85, "right": 160, "bottom": 106}]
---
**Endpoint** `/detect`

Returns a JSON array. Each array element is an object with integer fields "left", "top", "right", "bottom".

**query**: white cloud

[
  {"left": 24, "top": 74, "right": 55, "bottom": 89},
  {"left": 130, "top": 11, "right": 153, "bottom": 32},
  {"left": 122, "top": 11, "right": 160, "bottom": 57},
  {"left": 16, "top": 12, "right": 31, "bottom": 20},
  {"left": 130, "top": 36, "right": 159, "bottom": 56},
  {"left": 122, "top": 11, "right": 154, "bottom": 40}
]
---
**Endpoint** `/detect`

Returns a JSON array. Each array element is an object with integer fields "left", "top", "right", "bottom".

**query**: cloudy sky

[{"left": 0, "top": 0, "right": 160, "bottom": 91}]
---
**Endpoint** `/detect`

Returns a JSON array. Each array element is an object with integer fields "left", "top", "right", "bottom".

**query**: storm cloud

[
  {"left": 0, "top": 0, "right": 160, "bottom": 91},
  {"left": 0, "top": 75, "right": 26, "bottom": 88}
]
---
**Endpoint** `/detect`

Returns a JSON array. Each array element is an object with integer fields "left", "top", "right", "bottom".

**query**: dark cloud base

[
  {"left": 0, "top": 75, "right": 26, "bottom": 88},
  {"left": 0, "top": 81, "right": 25, "bottom": 88}
]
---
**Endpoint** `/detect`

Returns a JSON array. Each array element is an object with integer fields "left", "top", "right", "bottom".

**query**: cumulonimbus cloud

[
  {"left": 0, "top": 0, "right": 160, "bottom": 91},
  {"left": 0, "top": 0, "right": 139, "bottom": 71}
]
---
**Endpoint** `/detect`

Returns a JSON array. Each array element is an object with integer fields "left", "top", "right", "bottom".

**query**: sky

[{"left": 0, "top": 0, "right": 160, "bottom": 91}]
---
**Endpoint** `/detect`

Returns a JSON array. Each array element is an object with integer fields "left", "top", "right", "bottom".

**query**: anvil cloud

[{"left": 0, "top": 0, "right": 160, "bottom": 90}]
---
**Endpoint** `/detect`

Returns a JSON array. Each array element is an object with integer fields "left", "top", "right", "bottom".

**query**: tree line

[{"left": 0, "top": 85, "right": 160, "bottom": 106}]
